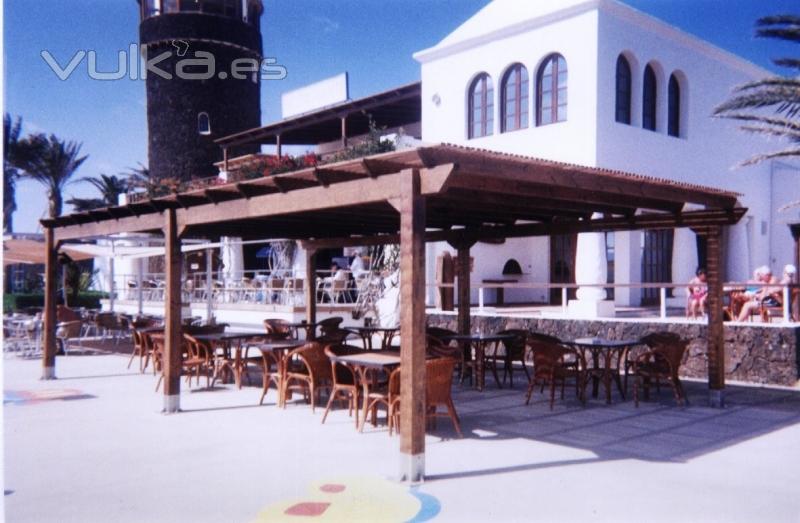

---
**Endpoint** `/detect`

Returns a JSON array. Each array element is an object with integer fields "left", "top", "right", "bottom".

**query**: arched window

[
  {"left": 615, "top": 55, "right": 632, "bottom": 124},
  {"left": 198, "top": 112, "right": 211, "bottom": 135},
  {"left": 501, "top": 64, "right": 529, "bottom": 132},
  {"left": 642, "top": 65, "right": 657, "bottom": 131},
  {"left": 468, "top": 74, "right": 494, "bottom": 139},
  {"left": 668, "top": 74, "right": 681, "bottom": 137},
  {"left": 537, "top": 54, "right": 567, "bottom": 125}
]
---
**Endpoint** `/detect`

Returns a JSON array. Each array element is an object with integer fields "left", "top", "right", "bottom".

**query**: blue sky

[{"left": 4, "top": 0, "right": 797, "bottom": 232}]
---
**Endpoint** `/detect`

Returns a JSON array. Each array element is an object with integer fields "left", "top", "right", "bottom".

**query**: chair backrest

[
  {"left": 183, "top": 333, "right": 212, "bottom": 360},
  {"left": 263, "top": 318, "right": 292, "bottom": 339},
  {"left": 57, "top": 320, "right": 82, "bottom": 338},
  {"left": 641, "top": 333, "right": 689, "bottom": 372},
  {"left": 324, "top": 344, "right": 361, "bottom": 385},
  {"left": 426, "top": 335, "right": 461, "bottom": 359},
  {"left": 57, "top": 305, "right": 81, "bottom": 323},
  {"left": 318, "top": 317, "right": 344, "bottom": 336},
  {"left": 96, "top": 312, "right": 119, "bottom": 329},
  {"left": 184, "top": 323, "right": 228, "bottom": 335},
  {"left": 527, "top": 331, "right": 562, "bottom": 345},
  {"left": 132, "top": 329, "right": 143, "bottom": 349},
  {"left": 426, "top": 327, "right": 457, "bottom": 343},
  {"left": 426, "top": 357, "right": 457, "bottom": 404},
  {"left": 527, "top": 338, "right": 572, "bottom": 379},
  {"left": 292, "top": 342, "right": 332, "bottom": 382},
  {"left": 497, "top": 329, "right": 527, "bottom": 355},
  {"left": 317, "top": 328, "right": 355, "bottom": 345}
]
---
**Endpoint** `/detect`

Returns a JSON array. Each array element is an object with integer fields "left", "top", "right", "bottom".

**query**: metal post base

[
  {"left": 709, "top": 388, "right": 725, "bottom": 408},
  {"left": 162, "top": 394, "right": 181, "bottom": 414},
  {"left": 399, "top": 453, "right": 425, "bottom": 484},
  {"left": 41, "top": 366, "right": 57, "bottom": 380}
]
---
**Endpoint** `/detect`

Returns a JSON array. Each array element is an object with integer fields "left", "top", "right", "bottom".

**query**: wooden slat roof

[{"left": 45, "top": 144, "right": 744, "bottom": 244}]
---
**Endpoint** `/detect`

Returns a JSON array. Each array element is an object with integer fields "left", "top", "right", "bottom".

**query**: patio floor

[{"left": 4, "top": 349, "right": 800, "bottom": 522}]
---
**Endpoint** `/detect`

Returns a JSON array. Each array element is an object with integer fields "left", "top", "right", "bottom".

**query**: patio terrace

[{"left": 4, "top": 350, "right": 800, "bottom": 522}]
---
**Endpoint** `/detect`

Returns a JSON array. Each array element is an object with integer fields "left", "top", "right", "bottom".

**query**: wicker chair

[
  {"left": 524, "top": 338, "right": 586, "bottom": 410},
  {"left": 155, "top": 334, "right": 214, "bottom": 391},
  {"left": 317, "top": 317, "right": 344, "bottom": 338},
  {"left": 362, "top": 367, "right": 401, "bottom": 434},
  {"left": 321, "top": 344, "right": 362, "bottom": 427},
  {"left": 491, "top": 329, "right": 530, "bottom": 388},
  {"left": 424, "top": 357, "right": 463, "bottom": 437},
  {"left": 426, "top": 327, "right": 466, "bottom": 382},
  {"left": 263, "top": 318, "right": 292, "bottom": 339},
  {"left": 317, "top": 328, "right": 356, "bottom": 346},
  {"left": 129, "top": 329, "right": 146, "bottom": 370},
  {"left": 630, "top": 333, "right": 689, "bottom": 407},
  {"left": 282, "top": 342, "right": 333, "bottom": 412}
]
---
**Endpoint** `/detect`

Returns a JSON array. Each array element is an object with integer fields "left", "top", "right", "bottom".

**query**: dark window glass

[
  {"left": 641, "top": 229, "right": 674, "bottom": 304},
  {"left": 642, "top": 65, "right": 657, "bottom": 131},
  {"left": 501, "top": 64, "right": 529, "bottom": 133},
  {"left": 198, "top": 112, "right": 211, "bottom": 135},
  {"left": 668, "top": 74, "right": 681, "bottom": 137},
  {"left": 615, "top": 55, "right": 632, "bottom": 124},
  {"left": 468, "top": 74, "right": 494, "bottom": 139},
  {"left": 537, "top": 54, "right": 567, "bottom": 126}
]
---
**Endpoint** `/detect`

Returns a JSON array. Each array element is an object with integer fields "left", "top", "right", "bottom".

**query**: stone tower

[{"left": 137, "top": 0, "right": 263, "bottom": 181}]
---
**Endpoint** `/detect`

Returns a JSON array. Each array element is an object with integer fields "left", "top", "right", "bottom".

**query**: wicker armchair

[
  {"left": 425, "top": 357, "right": 463, "bottom": 437},
  {"left": 263, "top": 318, "right": 292, "bottom": 339},
  {"left": 630, "top": 333, "right": 689, "bottom": 407},
  {"left": 317, "top": 328, "right": 356, "bottom": 346},
  {"left": 322, "top": 344, "right": 363, "bottom": 427},
  {"left": 282, "top": 342, "right": 333, "bottom": 412},
  {"left": 491, "top": 329, "right": 530, "bottom": 388},
  {"left": 426, "top": 327, "right": 466, "bottom": 382},
  {"left": 317, "top": 317, "right": 344, "bottom": 337},
  {"left": 362, "top": 367, "right": 401, "bottom": 434},
  {"left": 524, "top": 338, "right": 586, "bottom": 410},
  {"left": 129, "top": 329, "right": 146, "bottom": 370}
]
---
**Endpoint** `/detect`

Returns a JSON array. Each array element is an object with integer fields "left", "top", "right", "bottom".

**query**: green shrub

[{"left": 3, "top": 291, "right": 109, "bottom": 313}]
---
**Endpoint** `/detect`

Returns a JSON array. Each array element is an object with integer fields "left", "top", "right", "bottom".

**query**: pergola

[{"left": 40, "top": 144, "right": 744, "bottom": 481}]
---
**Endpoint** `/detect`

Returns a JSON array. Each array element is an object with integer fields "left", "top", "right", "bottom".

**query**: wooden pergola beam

[{"left": 53, "top": 212, "right": 165, "bottom": 242}]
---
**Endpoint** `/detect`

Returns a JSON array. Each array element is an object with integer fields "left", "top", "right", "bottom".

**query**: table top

[
  {"left": 328, "top": 349, "right": 402, "bottom": 369},
  {"left": 193, "top": 331, "right": 264, "bottom": 342},
  {"left": 442, "top": 333, "right": 515, "bottom": 343},
  {"left": 569, "top": 337, "right": 641, "bottom": 348},
  {"left": 285, "top": 321, "right": 320, "bottom": 328},
  {"left": 254, "top": 339, "right": 305, "bottom": 351},
  {"left": 356, "top": 326, "right": 399, "bottom": 333}
]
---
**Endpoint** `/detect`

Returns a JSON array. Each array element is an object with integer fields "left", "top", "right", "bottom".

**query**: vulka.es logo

[{"left": 40, "top": 43, "right": 288, "bottom": 82}]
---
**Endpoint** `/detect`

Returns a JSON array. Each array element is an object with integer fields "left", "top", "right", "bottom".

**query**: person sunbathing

[
  {"left": 687, "top": 268, "right": 708, "bottom": 319},
  {"left": 737, "top": 266, "right": 778, "bottom": 321}
]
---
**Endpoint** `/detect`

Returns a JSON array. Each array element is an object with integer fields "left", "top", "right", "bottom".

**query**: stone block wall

[{"left": 427, "top": 313, "right": 800, "bottom": 387}]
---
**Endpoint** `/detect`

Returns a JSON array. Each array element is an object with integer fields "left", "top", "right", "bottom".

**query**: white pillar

[
  {"left": 568, "top": 214, "right": 614, "bottom": 318},
  {"left": 137, "top": 255, "right": 144, "bottom": 315},
  {"left": 614, "top": 231, "right": 642, "bottom": 307},
  {"left": 668, "top": 227, "right": 698, "bottom": 307},
  {"left": 205, "top": 248, "right": 213, "bottom": 321}
]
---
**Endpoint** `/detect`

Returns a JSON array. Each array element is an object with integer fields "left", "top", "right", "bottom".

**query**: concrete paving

[{"left": 4, "top": 351, "right": 800, "bottom": 522}]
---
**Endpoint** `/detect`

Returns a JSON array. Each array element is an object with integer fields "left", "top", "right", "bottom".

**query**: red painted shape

[
  {"left": 284, "top": 502, "right": 330, "bottom": 517},
  {"left": 319, "top": 484, "right": 346, "bottom": 493}
]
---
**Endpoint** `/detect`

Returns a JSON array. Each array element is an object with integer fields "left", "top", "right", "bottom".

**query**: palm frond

[
  {"left": 740, "top": 148, "right": 800, "bottom": 167},
  {"left": 756, "top": 15, "right": 800, "bottom": 43}
]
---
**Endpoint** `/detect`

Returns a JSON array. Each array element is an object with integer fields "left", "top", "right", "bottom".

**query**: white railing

[{"left": 429, "top": 281, "right": 799, "bottom": 323}]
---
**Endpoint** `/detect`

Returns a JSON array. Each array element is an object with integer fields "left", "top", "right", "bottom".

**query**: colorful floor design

[
  {"left": 252, "top": 477, "right": 441, "bottom": 522},
  {"left": 4, "top": 389, "right": 92, "bottom": 406}
]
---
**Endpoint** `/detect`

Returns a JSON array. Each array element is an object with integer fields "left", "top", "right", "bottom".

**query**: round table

[
  {"left": 567, "top": 337, "right": 641, "bottom": 404},
  {"left": 442, "top": 333, "right": 515, "bottom": 391},
  {"left": 355, "top": 326, "right": 399, "bottom": 351}
]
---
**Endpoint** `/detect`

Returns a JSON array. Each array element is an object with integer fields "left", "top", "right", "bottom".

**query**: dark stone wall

[
  {"left": 427, "top": 313, "right": 800, "bottom": 387},
  {"left": 140, "top": 14, "right": 262, "bottom": 181}
]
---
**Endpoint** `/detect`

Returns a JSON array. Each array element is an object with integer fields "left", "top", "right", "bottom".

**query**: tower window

[{"left": 198, "top": 112, "right": 211, "bottom": 135}]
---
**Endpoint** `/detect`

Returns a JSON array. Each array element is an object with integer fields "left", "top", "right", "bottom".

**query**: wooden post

[
  {"left": 791, "top": 224, "right": 800, "bottom": 321},
  {"left": 305, "top": 247, "right": 317, "bottom": 338},
  {"left": 163, "top": 209, "right": 183, "bottom": 413},
  {"left": 704, "top": 226, "right": 725, "bottom": 407},
  {"left": 42, "top": 227, "right": 58, "bottom": 380},
  {"left": 399, "top": 168, "right": 426, "bottom": 482},
  {"left": 205, "top": 248, "right": 213, "bottom": 322},
  {"left": 455, "top": 244, "right": 472, "bottom": 335},
  {"left": 223, "top": 147, "right": 229, "bottom": 173},
  {"left": 340, "top": 115, "right": 348, "bottom": 150},
  {"left": 137, "top": 255, "right": 144, "bottom": 315},
  {"left": 276, "top": 134, "right": 282, "bottom": 158}
]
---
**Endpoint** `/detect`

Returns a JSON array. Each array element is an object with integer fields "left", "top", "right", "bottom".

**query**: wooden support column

[
  {"left": 791, "top": 224, "right": 800, "bottom": 321},
  {"left": 340, "top": 115, "right": 348, "bottom": 150},
  {"left": 222, "top": 147, "right": 229, "bottom": 172},
  {"left": 163, "top": 209, "right": 183, "bottom": 413},
  {"left": 41, "top": 227, "right": 58, "bottom": 380},
  {"left": 703, "top": 225, "right": 725, "bottom": 407},
  {"left": 305, "top": 247, "right": 317, "bottom": 339},
  {"left": 276, "top": 134, "right": 282, "bottom": 158},
  {"left": 399, "top": 168, "right": 426, "bottom": 482},
  {"left": 448, "top": 239, "right": 475, "bottom": 336}
]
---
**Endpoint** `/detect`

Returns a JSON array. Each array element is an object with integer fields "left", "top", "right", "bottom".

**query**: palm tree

[
  {"left": 67, "top": 173, "right": 130, "bottom": 212},
  {"left": 714, "top": 15, "right": 800, "bottom": 165},
  {"left": 20, "top": 134, "right": 88, "bottom": 218},
  {"left": 3, "top": 114, "right": 23, "bottom": 233}
]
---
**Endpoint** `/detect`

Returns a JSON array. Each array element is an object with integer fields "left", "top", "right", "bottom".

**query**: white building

[{"left": 414, "top": 0, "right": 800, "bottom": 308}]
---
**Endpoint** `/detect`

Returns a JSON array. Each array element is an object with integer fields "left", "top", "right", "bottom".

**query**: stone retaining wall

[{"left": 427, "top": 313, "right": 800, "bottom": 387}]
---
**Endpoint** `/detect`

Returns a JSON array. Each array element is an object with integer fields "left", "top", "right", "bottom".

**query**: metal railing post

[
  {"left": 478, "top": 287, "right": 484, "bottom": 310},
  {"left": 659, "top": 287, "right": 667, "bottom": 319},
  {"left": 783, "top": 286, "right": 790, "bottom": 322},
  {"left": 561, "top": 287, "right": 568, "bottom": 315}
]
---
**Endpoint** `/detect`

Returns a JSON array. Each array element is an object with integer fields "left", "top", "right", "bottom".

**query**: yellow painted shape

[{"left": 253, "top": 476, "right": 421, "bottom": 523}]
